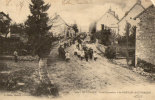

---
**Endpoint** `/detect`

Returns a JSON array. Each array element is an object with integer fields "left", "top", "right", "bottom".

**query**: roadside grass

[{"left": 0, "top": 60, "right": 39, "bottom": 95}]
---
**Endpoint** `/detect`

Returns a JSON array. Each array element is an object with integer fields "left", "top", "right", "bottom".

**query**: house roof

[
  {"left": 97, "top": 8, "right": 119, "bottom": 23},
  {"left": 48, "top": 14, "right": 71, "bottom": 28},
  {"left": 134, "top": 4, "right": 154, "bottom": 19},
  {"left": 118, "top": 0, "right": 145, "bottom": 24},
  {"left": 48, "top": 14, "right": 74, "bottom": 36},
  {"left": 0, "top": 12, "right": 11, "bottom": 21}
]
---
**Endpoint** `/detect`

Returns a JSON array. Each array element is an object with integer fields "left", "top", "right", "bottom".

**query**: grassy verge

[{"left": 0, "top": 60, "right": 39, "bottom": 95}]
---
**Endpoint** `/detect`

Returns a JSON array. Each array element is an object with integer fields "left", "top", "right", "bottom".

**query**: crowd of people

[
  {"left": 74, "top": 43, "right": 98, "bottom": 62},
  {"left": 58, "top": 34, "right": 98, "bottom": 62},
  {"left": 58, "top": 39, "right": 75, "bottom": 62}
]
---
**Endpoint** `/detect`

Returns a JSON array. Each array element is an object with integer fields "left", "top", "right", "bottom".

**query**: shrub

[
  {"left": 104, "top": 45, "right": 116, "bottom": 59},
  {"left": 137, "top": 59, "right": 155, "bottom": 73}
]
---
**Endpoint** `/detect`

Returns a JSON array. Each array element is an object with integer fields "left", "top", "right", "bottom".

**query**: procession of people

[
  {"left": 74, "top": 44, "right": 98, "bottom": 62},
  {"left": 58, "top": 34, "right": 98, "bottom": 62},
  {"left": 58, "top": 39, "right": 74, "bottom": 61}
]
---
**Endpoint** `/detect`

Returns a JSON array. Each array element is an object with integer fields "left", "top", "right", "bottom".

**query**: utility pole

[{"left": 134, "top": 26, "right": 137, "bottom": 67}]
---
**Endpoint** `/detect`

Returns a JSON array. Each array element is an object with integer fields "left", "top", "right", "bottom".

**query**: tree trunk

[{"left": 38, "top": 58, "right": 51, "bottom": 84}]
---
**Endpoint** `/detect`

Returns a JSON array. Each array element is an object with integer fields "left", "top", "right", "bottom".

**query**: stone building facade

[{"left": 135, "top": 5, "right": 155, "bottom": 65}]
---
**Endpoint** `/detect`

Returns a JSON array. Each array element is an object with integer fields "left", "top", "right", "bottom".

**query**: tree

[
  {"left": 25, "top": 0, "right": 52, "bottom": 57},
  {"left": 25, "top": 1, "right": 59, "bottom": 96},
  {"left": 89, "top": 22, "right": 96, "bottom": 43},
  {"left": 72, "top": 24, "right": 79, "bottom": 36},
  {"left": 10, "top": 23, "right": 25, "bottom": 35},
  {"left": 90, "top": 22, "right": 96, "bottom": 34},
  {"left": 0, "top": 12, "right": 11, "bottom": 37}
]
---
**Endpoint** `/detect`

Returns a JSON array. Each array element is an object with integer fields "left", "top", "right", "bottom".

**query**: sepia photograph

[{"left": 0, "top": 0, "right": 155, "bottom": 100}]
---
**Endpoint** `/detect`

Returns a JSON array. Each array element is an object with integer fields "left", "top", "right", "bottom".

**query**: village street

[
  {"left": 46, "top": 41, "right": 154, "bottom": 95},
  {"left": 0, "top": 0, "right": 155, "bottom": 99},
  {"left": 0, "top": 41, "right": 155, "bottom": 99}
]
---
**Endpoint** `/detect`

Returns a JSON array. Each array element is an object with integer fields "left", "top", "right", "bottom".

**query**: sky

[{"left": 0, "top": 0, "right": 153, "bottom": 31}]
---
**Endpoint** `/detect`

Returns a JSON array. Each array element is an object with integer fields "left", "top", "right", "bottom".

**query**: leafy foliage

[
  {"left": 10, "top": 23, "right": 25, "bottom": 35},
  {"left": 0, "top": 12, "right": 11, "bottom": 37},
  {"left": 105, "top": 45, "right": 116, "bottom": 59},
  {"left": 72, "top": 24, "right": 79, "bottom": 35},
  {"left": 117, "top": 25, "right": 136, "bottom": 47},
  {"left": 25, "top": 0, "right": 52, "bottom": 57},
  {"left": 94, "top": 29, "right": 116, "bottom": 46}
]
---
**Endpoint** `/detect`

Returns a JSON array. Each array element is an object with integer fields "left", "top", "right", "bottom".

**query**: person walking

[
  {"left": 13, "top": 50, "right": 18, "bottom": 62},
  {"left": 62, "top": 46, "right": 66, "bottom": 59},
  {"left": 58, "top": 45, "right": 62, "bottom": 58},
  {"left": 89, "top": 48, "right": 93, "bottom": 60},
  {"left": 80, "top": 50, "right": 85, "bottom": 60},
  {"left": 84, "top": 49, "right": 89, "bottom": 62}
]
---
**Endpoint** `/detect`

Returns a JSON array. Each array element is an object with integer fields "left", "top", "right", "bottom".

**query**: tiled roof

[{"left": 97, "top": 8, "right": 119, "bottom": 23}]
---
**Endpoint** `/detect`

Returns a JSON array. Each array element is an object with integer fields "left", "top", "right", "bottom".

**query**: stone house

[{"left": 134, "top": 5, "right": 155, "bottom": 65}]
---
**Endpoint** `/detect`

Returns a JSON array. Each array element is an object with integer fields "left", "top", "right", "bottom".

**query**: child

[
  {"left": 80, "top": 50, "right": 85, "bottom": 60},
  {"left": 93, "top": 51, "right": 98, "bottom": 61},
  {"left": 74, "top": 47, "right": 78, "bottom": 56},
  {"left": 65, "top": 51, "right": 70, "bottom": 62},
  {"left": 84, "top": 50, "right": 89, "bottom": 62},
  {"left": 89, "top": 48, "right": 93, "bottom": 60}
]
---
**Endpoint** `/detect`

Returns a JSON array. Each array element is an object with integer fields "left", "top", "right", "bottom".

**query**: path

[{"left": 47, "top": 43, "right": 155, "bottom": 94}]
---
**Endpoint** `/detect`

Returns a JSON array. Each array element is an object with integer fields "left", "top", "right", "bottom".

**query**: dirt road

[
  {"left": 0, "top": 43, "right": 155, "bottom": 100},
  {"left": 47, "top": 43, "right": 155, "bottom": 94}
]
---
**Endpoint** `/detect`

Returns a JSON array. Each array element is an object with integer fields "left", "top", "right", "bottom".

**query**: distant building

[
  {"left": 48, "top": 14, "right": 75, "bottom": 38},
  {"left": 134, "top": 5, "right": 155, "bottom": 65},
  {"left": 96, "top": 8, "right": 119, "bottom": 34},
  {"left": 0, "top": 12, "right": 11, "bottom": 21},
  {"left": 48, "top": 14, "right": 68, "bottom": 37}
]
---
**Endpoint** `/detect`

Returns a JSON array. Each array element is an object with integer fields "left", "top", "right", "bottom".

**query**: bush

[
  {"left": 104, "top": 45, "right": 116, "bottom": 59},
  {"left": 137, "top": 59, "right": 155, "bottom": 73}
]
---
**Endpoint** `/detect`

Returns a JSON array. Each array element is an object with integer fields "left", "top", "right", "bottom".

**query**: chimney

[{"left": 137, "top": 0, "right": 141, "bottom": 5}]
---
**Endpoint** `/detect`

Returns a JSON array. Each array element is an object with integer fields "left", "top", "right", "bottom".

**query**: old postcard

[{"left": 0, "top": 0, "right": 155, "bottom": 100}]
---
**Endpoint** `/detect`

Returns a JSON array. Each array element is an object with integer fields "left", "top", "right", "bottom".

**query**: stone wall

[{"left": 136, "top": 5, "right": 155, "bottom": 65}]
